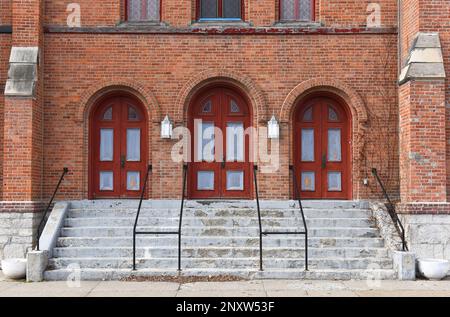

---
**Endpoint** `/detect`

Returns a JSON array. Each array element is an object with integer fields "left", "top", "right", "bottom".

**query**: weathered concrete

[
  {"left": 393, "top": 251, "right": 416, "bottom": 280},
  {"left": 400, "top": 214, "right": 450, "bottom": 262},
  {"left": 26, "top": 251, "right": 48, "bottom": 282},
  {"left": 38, "top": 202, "right": 70, "bottom": 257},
  {"left": 44, "top": 200, "right": 395, "bottom": 280},
  {"left": 0, "top": 212, "right": 41, "bottom": 267},
  {"left": 1, "top": 275, "right": 450, "bottom": 297}
]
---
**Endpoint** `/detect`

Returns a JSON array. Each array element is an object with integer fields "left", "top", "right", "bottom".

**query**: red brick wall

[
  {"left": 42, "top": 33, "right": 398, "bottom": 200},
  {"left": 42, "top": 0, "right": 398, "bottom": 28},
  {"left": 399, "top": 80, "right": 447, "bottom": 203},
  {"left": 0, "top": 0, "right": 12, "bottom": 25},
  {"left": 0, "top": 35, "right": 11, "bottom": 200}
]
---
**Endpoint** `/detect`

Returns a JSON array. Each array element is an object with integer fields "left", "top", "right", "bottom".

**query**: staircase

[{"left": 44, "top": 200, "right": 396, "bottom": 281}]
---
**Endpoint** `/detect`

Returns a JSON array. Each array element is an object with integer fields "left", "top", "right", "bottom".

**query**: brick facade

[{"left": 0, "top": 0, "right": 448, "bottom": 213}]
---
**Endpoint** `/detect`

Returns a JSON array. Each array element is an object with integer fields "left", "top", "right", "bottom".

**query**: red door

[
  {"left": 188, "top": 87, "right": 252, "bottom": 199},
  {"left": 294, "top": 97, "right": 351, "bottom": 199},
  {"left": 90, "top": 96, "right": 148, "bottom": 199}
]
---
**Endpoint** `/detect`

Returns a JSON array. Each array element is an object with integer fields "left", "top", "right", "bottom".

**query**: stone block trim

[
  {"left": 399, "top": 33, "right": 446, "bottom": 84},
  {"left": 398, "top": 203, "right": 450, "bottom": 215},
  {"left": 4, "top": 47, "right": 39, "bottom": 97},
  {"left": 0, "top": 211, "right": 42, "bottom": 264}
]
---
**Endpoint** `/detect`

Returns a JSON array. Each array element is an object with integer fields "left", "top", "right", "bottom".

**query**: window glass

[
  {"left": 281, "top": 0, "right": 313, "bottom": 21},
  {"left": 128, "top": 0, "right": 160, "bottom": 22}
]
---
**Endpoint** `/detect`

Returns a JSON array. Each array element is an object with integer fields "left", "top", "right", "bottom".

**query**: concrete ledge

[
  {"left": 25, "top": 202, "right": 69, "bottom": 282},
  {"left": 393, "top": 251, "right": 416, "bottom": 280},
  {"left": 38, "top": 202, "right": 70, "bottom": 257}
]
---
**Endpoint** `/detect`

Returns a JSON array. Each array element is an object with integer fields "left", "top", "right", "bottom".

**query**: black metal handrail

[
  {"left": 36, "top": 167, "right": 69, "bottom": 251},
  {"left": 253, "top": 165, "right": 309, "bottom": 271},
  {"left": 289, "top": 165, "right": 309, "bottom": 271},
  {"left": 133, "top": 164, "right": 188, "bottom": 271},
  {"left": 253, "top": 166, "right": 263, "bottom": 271},
  {"left": 371, "top": 168, "right": 408, "bottom": 251}
]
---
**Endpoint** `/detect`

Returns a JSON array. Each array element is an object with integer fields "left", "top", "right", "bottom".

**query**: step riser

[
  {"left": 56, "top": 237, "right": 385, "bottom": 248},
  {"left": 43, "top": 269, "right": 396, "bottom": 281},
  {"left": 68, "top": 200, "right": 369, "bottom": 210},
  {"left": 49, "top": 258, "right": 393, "bottom": 270},
  {"left": 53, "top": 248, "right": 389, "bottom": 259},
  {"left": 65, "top": 218, "right": 373, "bottom": 228},
  {"left": 68, "top": 209, "right": 372, "bottom": 219},
  {"left": 60, "top": 227, "right": 379, "bottom": 238}
]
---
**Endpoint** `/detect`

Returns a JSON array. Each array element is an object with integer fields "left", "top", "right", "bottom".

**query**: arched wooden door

[
  {"left": 90, "top": 96, "right": 148, "bottom": 199},
  {"left": 294, "top": 97, "right": 351, "bottom": 200},
  {"left": 188, "top": 87, "right": 252, "bottom": 199}
]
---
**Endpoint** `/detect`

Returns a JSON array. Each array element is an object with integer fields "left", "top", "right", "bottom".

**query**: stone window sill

[
  {"left": 190, "top": 20, "right": 251, "bottom": 28},
  {"left": 273, "top": 21, "right": 323, "bottom": 28}
]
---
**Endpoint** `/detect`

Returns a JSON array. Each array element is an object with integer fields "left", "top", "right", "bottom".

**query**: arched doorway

[
  {"left": 293, "top": 95, "right": 351, "bottom": 200},
  {"left": 89, "top": 94, "right": 148, "bottom": 199},
  {"left": 188, "top": 85, "right": 252, "bottom": 199}
]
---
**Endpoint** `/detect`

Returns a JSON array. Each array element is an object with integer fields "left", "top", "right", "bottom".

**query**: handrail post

[
  {"left": 290, "top": 165, "right": 309, "bottom": 271},
  {"left": 133, "top": 164, "right": 152, "bottom": 271},
  {"left": 178, "top": 164, "right": 188, "bottom": 272},
  {"left": 253, "top": 165, "right": 263, "bottom": 271},
  {"left": 371, "top": 168, "right": 409, "bottom": 252},
  {"left": 36, "top": 167, "right": 69, "bottom": 251}
]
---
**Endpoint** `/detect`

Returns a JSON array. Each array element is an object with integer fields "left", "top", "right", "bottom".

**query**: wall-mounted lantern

[
  {"left": 268, "top": 115, "right": 280, "bottom": 139},
  {"left": 161, "top": 115, "right": 173, "bottom": 139}
]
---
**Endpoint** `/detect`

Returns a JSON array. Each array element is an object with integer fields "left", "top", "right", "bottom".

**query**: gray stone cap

[
  {"left": 399, "top": 32, "right": 446, "bottom": 84},
  {"left": 4, "top": 47, "right": 39, "bottom": 97}
]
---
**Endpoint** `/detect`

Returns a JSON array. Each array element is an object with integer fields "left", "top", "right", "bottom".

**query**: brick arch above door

[
  {"left": 77, "top": 80, "right": 162, "bottom": 124},
  {"left": 279, "top": 78, "right": 368, "bottom": 125},
  {"left": 175, "top": 69, "right": 268, "bottom": 125}
]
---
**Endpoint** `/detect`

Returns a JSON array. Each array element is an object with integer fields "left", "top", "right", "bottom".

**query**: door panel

[
  {"left": 91, "top": 97, "right": 148, "bottom": 199},
  {"left": 189, "top": 87, "right": 251, "bottom": 199},
  {"left": 294, "top": 98, "right": 350, "bottom": 199}
]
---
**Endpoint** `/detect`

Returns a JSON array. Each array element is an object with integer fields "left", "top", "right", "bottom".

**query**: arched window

[
  {"left": 126, "top": 0, "right": 160, "bottom": 22},
  {"left": 280, "top": 0, "right": 314, "bottom": 22}
]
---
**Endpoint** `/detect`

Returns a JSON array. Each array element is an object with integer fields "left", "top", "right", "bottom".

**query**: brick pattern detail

[
  {"left": 41, "top": 1, "right": 399, "bottom": 28},
  {"left": 399, "top": 80, "right": 447, "bottom": 203}
]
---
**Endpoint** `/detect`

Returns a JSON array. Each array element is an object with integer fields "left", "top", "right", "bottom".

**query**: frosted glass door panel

[
  {"left": 226, "top": 171, "right": 244, "bottom": 190},
  {"left": 197, "top": 171, "right": 214, "bottom": 190},
  {"left": 328, "top": 129, "right": 342, "bottom": 162},
  {"left": 196, "top": 121, "right": 215, "bottom": 162},
  {"left": 99, "top": 171, "right": 113, "bottom": 191},
  {"left": 328, "top": 172, "right": 342, "bottom": 191},
  {"left": 100, "top": 129, "right": 113, "bottom": 161},
  {"left": 127, "top": 128, "right": 141, "bottom": 161},
  {"left": 127, "top": 171, "right": 140, "bottom": 191},
  {"left": 226, "top": 122, "right": 244, "bottom": 162},
  {"left": 301, "top": 172, "right": 315, "bottom": 191},
  {"left": 301, "top": 129, "right": 314, "bottom": 162}
]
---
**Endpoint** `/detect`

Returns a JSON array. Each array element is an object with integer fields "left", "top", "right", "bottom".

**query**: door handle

[
  {"left": 322, "top": 154, "right": 327, "bottom": 169},
  {"left": 121, "top": 155, "right": 126, "bottom": 169},
  {"left": 221, "top": 154, "right": 225, "bottom": 169}
]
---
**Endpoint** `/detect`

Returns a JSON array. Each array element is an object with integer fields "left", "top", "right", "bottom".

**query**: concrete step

[
  {"left": 52, "top": 246, "right": 389, "bottom": 259},
  {"left": 68, "top": 199, "right": 369, "bottom": 211},
  {"left": 44, "top": 267, "right": 396, "bottom": 281},
  {"left": 67, "top": 208, "right": 372, "bottom": 219},
  {"left": 56, "top": 236, "right": 386, "bottom": 248},
  {"left": 60, "top": 226, "right": 379, "bottom": 238},
  {"left": 64, "top": 217, "right": 374, "bottom": 228},
  {"left": 48, "top": 257, "right": 393, "bottom": 270}
]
